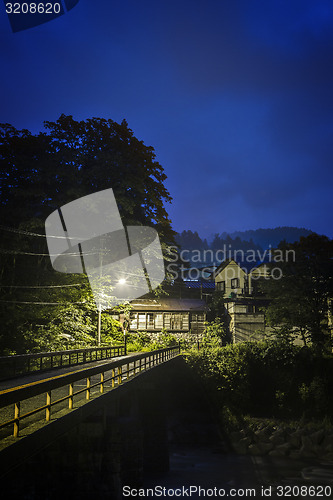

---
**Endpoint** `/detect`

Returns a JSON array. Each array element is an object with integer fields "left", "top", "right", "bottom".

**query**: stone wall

[{"left": 230, "top": 420, "right": 333, "bottom": 461}]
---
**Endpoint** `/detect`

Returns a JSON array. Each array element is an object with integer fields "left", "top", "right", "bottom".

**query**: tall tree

[
  {"left": 261, "top": 234, "right": 333, "bottom": 349},
  {"left": 0, "top": 115, "right": 174, "bottom": 241},
  {"left": 0, "top": 116, "right": 175, "bottom": 353}
]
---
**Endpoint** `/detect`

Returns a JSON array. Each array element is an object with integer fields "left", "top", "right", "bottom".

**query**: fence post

[
  {"left": 100, "top": 372, "right": 104, "bottom": 393},
  {"left": 69, "top": 383, "right": 74, "bottom": 409},
  {"left": 13, "top": 402, "right": 20, "bottom": 437},
  {"left": 46, "top": 391, "right": 51, "bottom": 422},
  {"left": 86, "top": 377, "right": 91, "bottom": 400}
]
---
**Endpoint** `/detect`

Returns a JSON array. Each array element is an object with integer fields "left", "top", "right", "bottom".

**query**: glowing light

[{"left": 118, "top": 278, "right": 126, "bottom": 285}]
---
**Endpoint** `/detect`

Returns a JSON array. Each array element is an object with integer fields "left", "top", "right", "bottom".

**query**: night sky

[{"left": 1, "top": 0, "right": 333, "bottom": 239}]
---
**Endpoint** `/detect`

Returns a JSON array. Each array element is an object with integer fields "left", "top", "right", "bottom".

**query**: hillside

[
  {"left": 175, "top": 227, "right": 316, "bottom": 266},
  {"left": 218, "top": 227, "right": 314, "bottom": 249}
]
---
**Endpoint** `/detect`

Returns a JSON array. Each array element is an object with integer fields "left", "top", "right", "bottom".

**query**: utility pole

[{"left": 97, "top": 303, "right": 101, "bottom": 347}]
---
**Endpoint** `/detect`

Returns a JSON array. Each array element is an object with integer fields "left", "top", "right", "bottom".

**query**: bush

[
  {"left": 125, "top": 331, "right": 178, "bottom": 352},
  {"left": 186, "top": 339, "right": 333, "bottom": 422}
]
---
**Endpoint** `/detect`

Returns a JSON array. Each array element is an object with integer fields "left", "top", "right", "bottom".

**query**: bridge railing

[
  {"left": 0, "top": 345, "right": 126, "bottom": 381},
  {"left": 0, "top": 346, "right": 180, "bottom": 439}
]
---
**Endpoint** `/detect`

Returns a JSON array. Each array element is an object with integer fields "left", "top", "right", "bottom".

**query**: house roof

[
  {"left": 184, "top": 281, "right": 215, "bottom": 289},
  {"left": 214, "top": 258, "right": 246, "bottom": 277},
  {"left": 129, "top": 298, "right": 209, "bottom": 312},
  {"left": 214, "top": 257, "right": 273, "bottom": 276}
]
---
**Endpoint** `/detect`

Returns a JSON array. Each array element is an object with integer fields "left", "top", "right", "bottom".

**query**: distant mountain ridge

[
  {"left": 218, "top": 226, "right": 314, "bottom": 249},
  {"left": 175, "top": 227, "right": 316, "bottom": 266}
]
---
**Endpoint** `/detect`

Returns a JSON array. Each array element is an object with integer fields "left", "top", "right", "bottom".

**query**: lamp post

[{"left": 97, "top": 303, "right": 102, "bottom": 347}]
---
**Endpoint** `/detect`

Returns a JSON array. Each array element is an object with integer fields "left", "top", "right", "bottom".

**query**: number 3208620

[{"left": 5, "top": 3, "right": 61, "bottom": 14}]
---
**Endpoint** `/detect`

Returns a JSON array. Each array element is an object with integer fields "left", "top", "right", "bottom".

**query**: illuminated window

[
  {"left": 147, "top": 313, "right": 154, "bottom": 329},
  {"left": 138, "top": 314, "right": 146, "bottom": 329},
  {"left": 130, "top": 313, "right": 138, "bottom": 329},
  {"left": 155, "top": 313, "right": 163, "bottom": 329},
  {"left": 182, "top": 313, "right": 189, "bottom": 330},
  {"left": 216, "top": 281, "right": 225, "bottom": 292},
  {"left": 231, "top": 278, "right": 239, "bottom": 289},
  {"left": 163, "top": 313, "right": 171, "bottom": 329}
]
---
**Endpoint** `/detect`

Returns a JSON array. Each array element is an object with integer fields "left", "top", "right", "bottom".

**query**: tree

[
  {"left": 261, "top": 234, "right": 333, "bottom": 349},
  {"left": 0, "top": 115, "right": 174, "bottom": 241},
  {"left": 0, "top": 115, "right": 175, "bottom": 353}
]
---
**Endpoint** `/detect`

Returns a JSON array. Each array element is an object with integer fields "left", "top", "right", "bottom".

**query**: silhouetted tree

[{"left": 261, "top": 234, "right": 333, "bottom": 350}]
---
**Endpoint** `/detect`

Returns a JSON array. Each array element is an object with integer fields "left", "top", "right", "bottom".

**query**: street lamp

[
  {"left": 97, "top": 280, "right": 127, "bottom": 347},
  {"left": 97, "top": 303, "right": 102, "bottom": 347}
]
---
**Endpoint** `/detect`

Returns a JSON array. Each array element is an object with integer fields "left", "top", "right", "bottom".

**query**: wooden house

[
  {"left": 128, "top": 298, "right": 208, "bottom": 335},
  {"left": 214, "top": 259, "right": 249, "bottom": 297}
]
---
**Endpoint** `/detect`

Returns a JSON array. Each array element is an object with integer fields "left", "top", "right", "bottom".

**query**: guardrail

[
  {"left": 0, "top": 345, "right": 126, "bottom": 381},
  {"left": 0, "top": 346, "right": 180, "bottom": 439}
]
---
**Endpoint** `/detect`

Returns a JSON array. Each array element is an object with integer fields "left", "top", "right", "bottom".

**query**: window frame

[{"left": 231, "top": 278, "right": 240, "bottom": 289}]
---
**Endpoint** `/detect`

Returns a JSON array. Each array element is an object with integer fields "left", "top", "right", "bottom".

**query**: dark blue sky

[{"left": 1, "top": 0, "right": 333, "bottom": 239}]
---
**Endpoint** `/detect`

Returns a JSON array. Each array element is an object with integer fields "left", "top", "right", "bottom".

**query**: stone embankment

[{"left": 230, "top": 421, "right": 333, "bottom": 461}]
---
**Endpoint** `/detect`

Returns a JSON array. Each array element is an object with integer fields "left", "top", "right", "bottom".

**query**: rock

[
  {"left": 248, "top": 444, "right": 261, "bottom": 455},
  {"left": 301, "top": 435, "right": 313, "bottom": 450},
  {"left": 302, "top": 467, "right": 333, "bottom": 483},
  {"left": 288, "top": 430, "right": 303, "bottom": 449},
  {"left": 229, "top": 431, "right": 244, "bottom": 442},
  {"left": 254, "top": 429, "right": 270, "bottom": 442},
  {"left": 310, "top": 429, "right": 325, "bottom": 445},
  {"left": 321, "top": 434, "right": 333, "bottom": 450},
  {"left": 275, "top": 443, "right": 291, "bottom": 455},
  {"left": 299, "top": 446, "right": 317, "bottom": 458},
  {"left": 233, "top": 437, "right": 252, "bottom": 455},
  {"left": 268, "top": 449, "right": 286, "bottom": 458},
  {"left": 269, "top": 434, "right": 285, "bottom": 446},
  {"left": 258, "top": 442, "right": 274, "bottom": 454}
]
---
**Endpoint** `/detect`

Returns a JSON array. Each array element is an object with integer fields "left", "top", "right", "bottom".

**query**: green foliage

[
  {"left": 0, "top": 116, "right": 176, "bottom": 354},
  {"left": 125, "top": 330, "right": 178, "bottom": 353},
  {"left": 299, "top": 376, "right": 331, "bottom": 418},
  {"left": 100, "top": 315, "right": 123, "bottom": 344},
  {"left": 186, "top": 339, "right": 333, "bottom": 422},
  {"left": 204, "top": 317, "right": 230, "bottom": 346}
]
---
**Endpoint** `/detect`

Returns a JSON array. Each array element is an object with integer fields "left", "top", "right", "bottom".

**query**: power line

[
  {"left": 0, "top": 248, "right": 100, "bottom": 256},
  {"left": 0, "top": 224, "right": 80, "bottom": 240},
  {"left": 0, "top": 224, "right": 48, "bottom": 238},
  {"left": 0, "top": 300, "right": 87, "bottom": 305},
  {"left": 0, "top": 283, "right": 86, "bottom": 289}
]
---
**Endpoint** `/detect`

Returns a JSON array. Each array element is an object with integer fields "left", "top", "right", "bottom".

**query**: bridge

[
  {"left": 1, "top": 346, "right": 332, "bottom": 498},
  {"left": 0, "top": 345, "right": 184, "bottom": 497}
]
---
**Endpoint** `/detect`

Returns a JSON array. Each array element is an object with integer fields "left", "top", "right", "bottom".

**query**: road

[{"left": 0, "top": 353, "right": 137, "bottom": 443}]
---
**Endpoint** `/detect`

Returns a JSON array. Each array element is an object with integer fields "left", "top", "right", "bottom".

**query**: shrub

[{"left": 186, "top": 339, "right": 333, "bottom": 422}]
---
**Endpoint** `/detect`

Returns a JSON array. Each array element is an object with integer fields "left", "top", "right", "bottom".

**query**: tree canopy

[
  {"left": 0, "top": 115, "right": 174, "bottom": 239},
  {"left": 261, "top": 234, "right": 333, "bottom": 349},
  {"left": 0, "top": 115, "right": 175, "bottom": 354}
]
